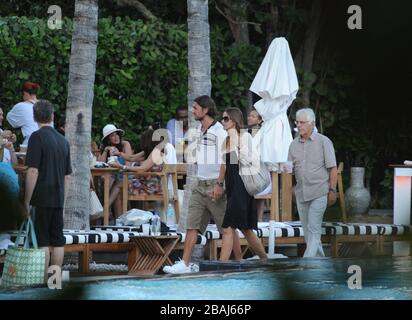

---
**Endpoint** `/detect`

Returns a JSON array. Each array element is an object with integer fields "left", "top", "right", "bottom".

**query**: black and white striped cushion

[
  {"left": 378, "top": 224, "right": 412, "bottom": 235},
  {"left": 5, "top": 229, "right": 206, "bottom": 246},
  {"left": 204, "top": 229, "right": 260, "bottom": 240},
  {"left": 287, "top": 222, "right": 337, "bottom": 236},
  {"left": 342, "top": 223, "right": 381, "bottom": 235},
  {"left": 64, "top": 229, "right": 142, "bottom": 244},
  {"left": 91, "top": 226, "right": 141, "bottom": 232},
  {"left": 164, "top": 232, "right": 207, "bottom": 245},
  {"left": 64, "top": 234, "right": 88, "bottom": 245},
  {"left": 284, "top": 222, "right": 382, "bottom": 236},
  {"left": 205, "top": 230, "right": 221, "bottom": 240},
  {"left": 87, "top": 231, "right": 140, "bottom": 243},
  {"left": 259, "top": 226, "right": 304, "bottom": 238}
]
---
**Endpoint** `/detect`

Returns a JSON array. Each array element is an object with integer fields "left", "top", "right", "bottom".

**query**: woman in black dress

[{"left": 218, "top": 108, "right": 267, "bottom": 261}]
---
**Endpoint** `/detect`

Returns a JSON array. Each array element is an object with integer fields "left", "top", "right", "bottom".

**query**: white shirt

[
  {"left": 6, "top": 101, "right": 38, "bottom": 145},
  {"left": 164, "top": 143, "right": 177, "bottom": 165},
  {"left": 166, "top": 118, "right": 188, "bottom": 146},
  {"left": 2, "top": 148, "right": 12, "bottom": 164},
  {"left": 188, "top": 121, "right": 227, "bottom": 180},
  {"left": 0, "top": 128, "right": 12, "bottom": 164}
]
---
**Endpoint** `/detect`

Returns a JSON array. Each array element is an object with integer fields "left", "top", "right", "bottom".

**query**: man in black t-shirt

[{"left": 24, "top": 100, "right": 72, "bottom": 280}]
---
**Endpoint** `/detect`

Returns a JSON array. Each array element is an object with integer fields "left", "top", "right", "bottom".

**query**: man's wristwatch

[
  {"left": 329, "top": 187, "right": 337, "bottom": 193},
  {"left": 216, "top": 181, "right": 224, "bottom": 187}
]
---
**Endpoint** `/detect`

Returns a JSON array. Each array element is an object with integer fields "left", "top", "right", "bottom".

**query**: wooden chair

[
  {"left": 254, "top": 163, "right": 346, "bottom": 223},
  {"left": 122, "top": 164, "right": 180, "bottom": 223},
  {"left": 176, "top": 163, "right": 188, "bottom": 186},
  {"left": 254, "top": 172, "right": 293, "bottom": 221},
  {"left": 91, "top": 141, "right": 100, "bottom": 158},
  {"left": 337, "top": 162, "right": 347, "bottom": 223}
]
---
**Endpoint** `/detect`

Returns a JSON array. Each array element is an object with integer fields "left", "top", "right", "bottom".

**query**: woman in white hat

[{"left": 98, "top": 124, "right": 132, "bottom": 220}]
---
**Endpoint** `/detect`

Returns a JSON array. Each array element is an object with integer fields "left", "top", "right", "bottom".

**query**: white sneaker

[
  {"left": 246, "top": 255, "right": 260, "bottom": 261},
  {"left": 163, "top": 259, "right": 199, "bottom": 274}
]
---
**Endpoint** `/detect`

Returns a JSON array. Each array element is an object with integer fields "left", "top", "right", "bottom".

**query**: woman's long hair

[
  {"left": 223, "top": 107, "right": 245, "bottom": 153},
  {"left": 224, "top": 107, "right": 244, "bottom": 134},
  {"left": 100, "top": 132, "right": 124, "bottom": 154},
  {"left": 140, "top": 127, "right": 169, "bottom": 157}
]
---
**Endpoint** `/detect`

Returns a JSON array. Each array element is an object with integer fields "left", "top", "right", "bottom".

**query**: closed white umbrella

[{"left": 250, "top": 37, "right": 299, "bottom": 258}]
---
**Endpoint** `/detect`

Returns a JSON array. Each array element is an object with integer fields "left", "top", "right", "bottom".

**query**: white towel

[{"left": 0, "top": 233, "right": 14, "bottom": 250}]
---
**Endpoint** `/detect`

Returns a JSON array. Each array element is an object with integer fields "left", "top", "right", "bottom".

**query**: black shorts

[{"left": 33, "top": 207, "right": 65, "bottom": 247}]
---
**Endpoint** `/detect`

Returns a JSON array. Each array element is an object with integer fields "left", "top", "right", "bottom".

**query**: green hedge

[{"left": 0, "top": 16, "right": 261, "bottom": 148}]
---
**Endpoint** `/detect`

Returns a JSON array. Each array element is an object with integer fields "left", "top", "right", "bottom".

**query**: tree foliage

[{"left": 0, "top": 17, "right": 258, "bottom": 149}]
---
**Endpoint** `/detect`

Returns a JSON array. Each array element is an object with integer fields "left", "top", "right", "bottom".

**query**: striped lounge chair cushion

[
  {"left": 377, "top": 224, "right": 412, "bottom": 236},
  {"left": 204, "top": 229, "right": 259, "bottom": 240},
  {"left": 86, "top": 231, "right": 140, "bottom": 244},
  {"left": 259, "top": 226, "right": 304, "bottom": 238},
  {"left": 204, "top": 223, "right": 299, "bottom": 239},
  {"left": 63, "top": 229, "right": 140, "bottom": 244},
  {"left": 91, "top": 226, "right": 207, "bottom": 245},
  {"left": 308, "top": 222, "right": 411, "bottom": 236},
  {"left": 68, "top": 229, "right": 207, "bottom": 245},
  {"left": 91, "top": 226, "right": 141, "bottom": 232},
  {"left": 283, "top": 222, "right": 382, "bottom": 236},
  {"left": 5, "top": 229, "right": 206, "bottom": 246},
  {"left": 256, "top": 222, "right": 304, "bottom": 238},
  {"left": 165, "top": 232, "right": 207, "bottom": 246}
]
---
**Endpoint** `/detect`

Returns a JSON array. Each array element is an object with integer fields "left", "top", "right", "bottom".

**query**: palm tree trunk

[
  {"left": 178, "top": 0, "right": 211, "bottom": 232},
  {"left": 297, "top": 0, "right": 324, "bottom": 107},
  {"left": 64, "top": 0, "right": 98, "bottom": 230}
]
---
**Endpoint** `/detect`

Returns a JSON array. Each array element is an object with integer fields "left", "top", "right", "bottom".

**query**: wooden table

[
  {"left": 14, "top": 165, "right": 119, "bottom": 226},
  {"left": 91, "top": 167, "right": 120, "bottom": 225},
  {"left": 128, "top": 235, "right": 180, "bottom": 275},
  {"left": 176, "top": 163, "right": 187, "bottom": 185}
]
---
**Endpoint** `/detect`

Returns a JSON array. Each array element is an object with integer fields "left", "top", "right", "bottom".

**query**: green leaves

[
  {"left": 315, "top": 83, "right": 328, "bottom": 96},
  {"left": 0, "top": 16, "right": 262, "bottom": 148},
  {"left": 119, "top": 70, "right": 133, "bottom": 80},
  {"left": 211, "top": 29, "right": 261, "bottom": 112},
  {"left": 303, "top": 71, "right": 317, "bottom": 84},
  {"left": 18, "top": 71, "right": 29, "bottom": 79}
]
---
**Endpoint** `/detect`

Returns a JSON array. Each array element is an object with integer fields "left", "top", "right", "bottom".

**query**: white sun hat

[{"left": 101, "top": 124, "right": 124, "bottom": 141}]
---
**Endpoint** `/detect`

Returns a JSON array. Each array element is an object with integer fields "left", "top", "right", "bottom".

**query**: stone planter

[{"left": 345, "top": 167, "right": 371, "bottom": 215}]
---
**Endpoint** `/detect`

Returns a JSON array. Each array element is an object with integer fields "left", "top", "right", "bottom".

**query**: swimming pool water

[{"left": 1, "top": 256, "right": 412, "bottom": 300}]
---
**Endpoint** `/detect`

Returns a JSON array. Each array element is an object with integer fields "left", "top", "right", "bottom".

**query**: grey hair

[{"left": 296, "top": 108, "right": 316, "bottom": 125}]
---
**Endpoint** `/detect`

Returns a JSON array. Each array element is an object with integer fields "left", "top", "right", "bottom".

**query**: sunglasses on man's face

[{"left": 222, "top": 116, "right": 231, "bottom": 123}]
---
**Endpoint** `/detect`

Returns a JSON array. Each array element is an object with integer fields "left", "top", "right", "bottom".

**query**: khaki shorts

[{"left": 186, "top": 179, "right": 227, "bottom": 234}]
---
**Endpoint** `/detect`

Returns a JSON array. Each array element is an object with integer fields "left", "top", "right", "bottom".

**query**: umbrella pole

[{"left": 268, "top": 171, "right": 287, "bottom": 259}]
